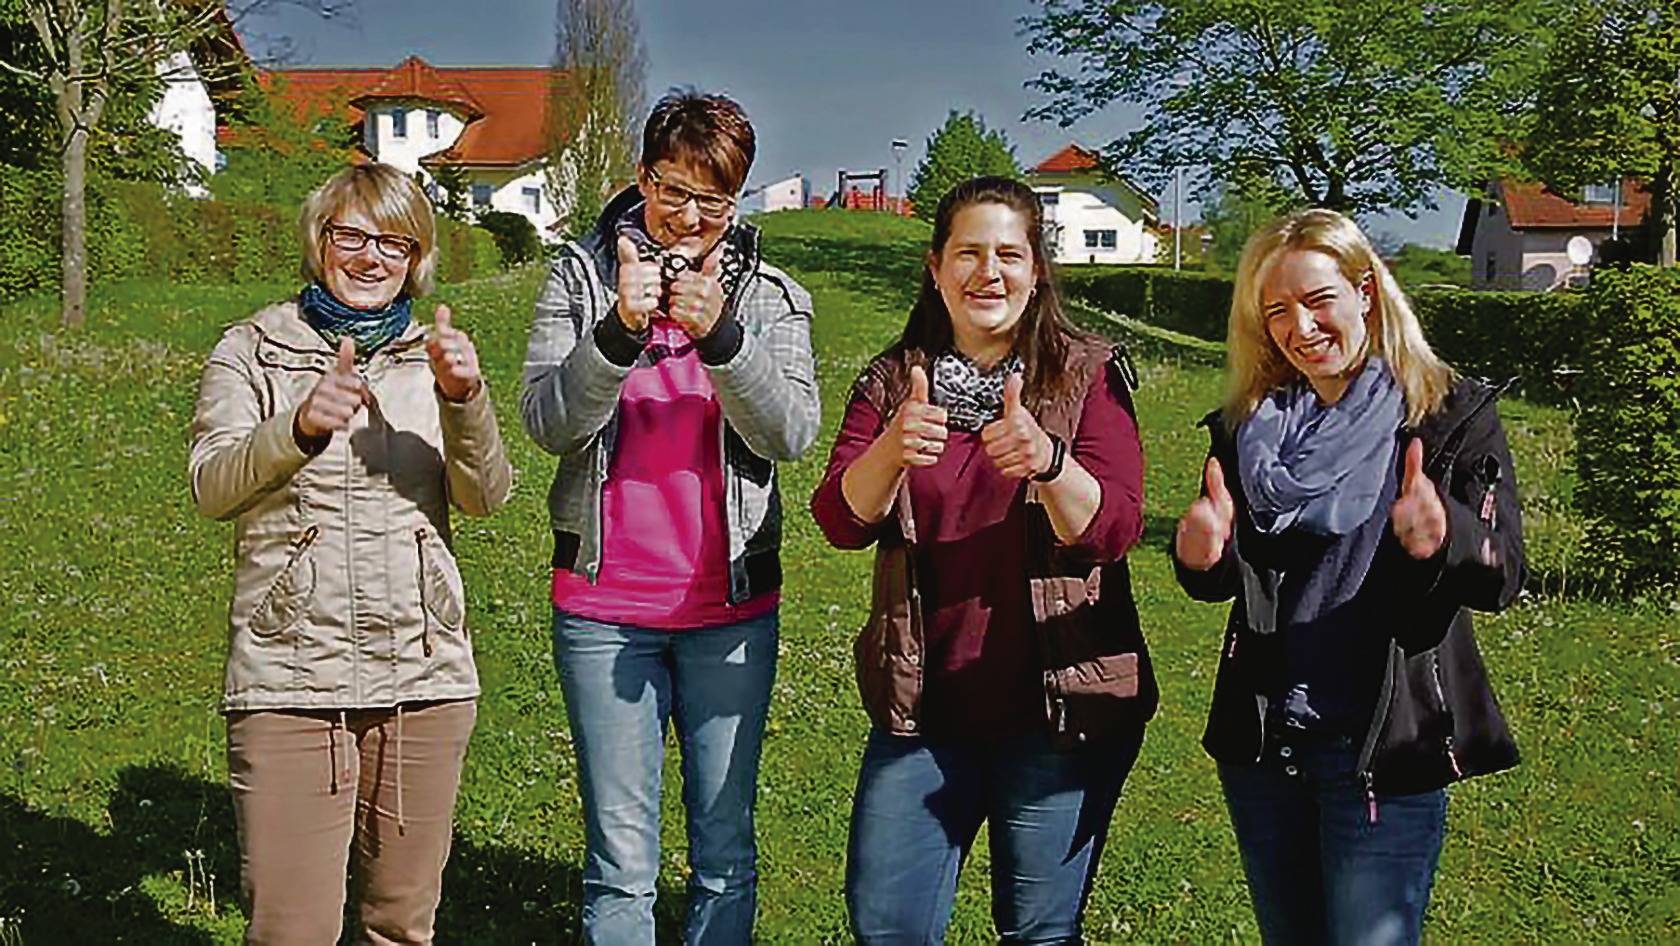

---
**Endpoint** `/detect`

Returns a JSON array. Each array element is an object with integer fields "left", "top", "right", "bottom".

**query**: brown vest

[{"left": 850, "top": 337, "right": 1157, "bottom": 747}]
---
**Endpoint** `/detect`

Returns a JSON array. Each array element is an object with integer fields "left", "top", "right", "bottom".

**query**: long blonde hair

[{"left": 1223, "top": 208, "right": 1452, "bottom": 428}]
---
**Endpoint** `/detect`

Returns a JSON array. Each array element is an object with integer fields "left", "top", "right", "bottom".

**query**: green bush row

[
  {"left": 1057, "top": 265, "right": 1591, "bottom": 405},
  {"left": 1058, "top": 265, "right": 1233, "bottom": 343},
  {"left": 0, "top": 164, "right": 504, "bottom": 304},
  {"left": 1574, "top": 266, "right": 1680, "bottom": 597}
]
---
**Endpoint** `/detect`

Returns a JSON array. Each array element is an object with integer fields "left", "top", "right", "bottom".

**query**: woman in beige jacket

[{"left": 188, "top": 163, "right": 511, "bottom": 945}]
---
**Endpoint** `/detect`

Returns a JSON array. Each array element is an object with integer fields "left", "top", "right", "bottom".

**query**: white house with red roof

[
  {"left": 1456, "top": 179, "right": 1651, "bottom": 290},
  {"left": 262, "top": 56, "right": 564, "bottom": 235},
  {"left": 1026, "top": 144, "right": 1160, "bottom": 265}
]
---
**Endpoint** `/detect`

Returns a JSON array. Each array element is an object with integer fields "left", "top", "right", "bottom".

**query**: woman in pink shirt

[
  {"left": 521, "top": 91, "right": 819, "bottom": 944},
  {"left": 811, "top": 177, "right": 1154, "bottom": 943}
]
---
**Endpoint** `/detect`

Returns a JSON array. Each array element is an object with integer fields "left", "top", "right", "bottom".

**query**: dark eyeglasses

[
  {"left": 323, "top": 222, "right": 419, "bottom": 261},
  {"left": 645, "top": 166, "right": 736, "bottom": 220}
]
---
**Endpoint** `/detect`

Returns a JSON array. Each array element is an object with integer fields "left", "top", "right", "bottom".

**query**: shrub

[
  {"left": 1409, "top": 289, "right": 1587, "bottom": 405},
  {"left": 1572, "top": 265, "right": 1680, "bottom": 596},
  {"left": 1060, "top": 265, "right": 1231, "bottom": 341},
  {"left": 476, "top": 210, "right": 543, "bottom": 266},
  {"left": 435, "top": 216, "right": 502, "bottom": 285}
]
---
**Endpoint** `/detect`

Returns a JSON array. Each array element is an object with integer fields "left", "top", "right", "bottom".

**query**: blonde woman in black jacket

[{"left": 1173, "top": 209, "right": 1523, "bottom": 946}]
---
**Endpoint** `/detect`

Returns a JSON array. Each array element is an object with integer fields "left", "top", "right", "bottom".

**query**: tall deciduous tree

[
  {"left": 1022, "top": 0, "right": 1551, "bottom": 219},
  {"left": 0, "top": 0, "right": 343, "bottom": 328},
  {"left": 906, "top": 111, "right": 1021, "bottom": 222},
  {"left": 1525, "top": 0, "right": 1679, "bottom": 267},
  {"left": 547, "top": 0, "right": 645, "bottom": 238}
]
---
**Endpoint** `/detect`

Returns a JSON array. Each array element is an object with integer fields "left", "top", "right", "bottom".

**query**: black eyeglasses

[
  {"left": 323, "top": 222, "right": 419, "bottom": 261},
  {"left": 645, "top": 166, "right": 736, "bottom": 220}
]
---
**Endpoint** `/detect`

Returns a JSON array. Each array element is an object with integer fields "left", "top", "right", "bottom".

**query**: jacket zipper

[
  {"left": 1430, "top": 654, "right": 1464, "bottom": 778},
  {"left": 1355, "top": 641, "right": 1401, "bottom": 824},
  {"left": 415, "top": 528, "right": 435, "bottom": 657}
]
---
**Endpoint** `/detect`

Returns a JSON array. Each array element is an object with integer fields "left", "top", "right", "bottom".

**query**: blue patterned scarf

[
  {"left": 298, "top": 282, "right": 413, "bottom": 357},
  {"left": 1236, "top": 357, "right": 1404, "bottom": 536}
]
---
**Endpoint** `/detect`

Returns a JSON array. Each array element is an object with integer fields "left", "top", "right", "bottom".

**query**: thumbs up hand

[
  {"left": 1175, "top": 456, "right": 1236, "bottom": 571},
  {"left": 889, "top": 365, "right": 948, "bottom": 468},
  {"left": 981, "top": 374, "right": 1053, "bottom": 479},
  {"left": 426, "top": 304, "right": 482, "bottom": 402},
  {"left": 1391, "top": 438, "right": 1447, "bottom": 559},
  {"left": 668, "top": 241, "right": 726, "bottom": 339},
  {"left": 296, "top": 336, "right": 371, "bottom": 441},
  {"left": 615, "top": 234, "right": 661, "bottom": 332}
]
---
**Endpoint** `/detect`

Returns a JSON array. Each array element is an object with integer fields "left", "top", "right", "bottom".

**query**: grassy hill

[{"left": 0, "top": 209, "right": 1674, "bottom": 943}]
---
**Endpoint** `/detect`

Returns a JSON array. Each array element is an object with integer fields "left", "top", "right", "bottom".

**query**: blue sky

[{"left": 236, "top": 0, "right": 1465, "bottom": 248}]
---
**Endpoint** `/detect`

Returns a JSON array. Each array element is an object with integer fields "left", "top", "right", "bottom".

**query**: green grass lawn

[{"left": 0, "top": 210, "right": 1676, "bottom": 943}]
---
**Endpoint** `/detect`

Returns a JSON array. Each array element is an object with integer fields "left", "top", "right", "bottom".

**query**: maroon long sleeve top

[{"left": 811, "top": 370, "right": 1145, "bottom": 738}]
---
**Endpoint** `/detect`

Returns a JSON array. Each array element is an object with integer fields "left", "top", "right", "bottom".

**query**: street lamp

[{"left": 891, "top": 138, "right": 908, "bottom": 215}]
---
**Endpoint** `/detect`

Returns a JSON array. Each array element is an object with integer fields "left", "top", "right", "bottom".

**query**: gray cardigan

[{"left": 520, "top": 192, "right": 820, "bottom": 604}]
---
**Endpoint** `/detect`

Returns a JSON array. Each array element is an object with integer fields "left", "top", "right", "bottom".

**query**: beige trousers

[{"left": 226, "top": 699, "right": 476, "bottom": 946}]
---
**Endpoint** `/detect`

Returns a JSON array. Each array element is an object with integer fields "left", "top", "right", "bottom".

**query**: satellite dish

[{"left": 1566, "top": 235, "right": 1594, "bottom": 267}]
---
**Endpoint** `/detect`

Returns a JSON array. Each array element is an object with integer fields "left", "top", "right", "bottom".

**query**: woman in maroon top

[{"left": 810, "top": 177, "right": 1154, "bottom": 944}]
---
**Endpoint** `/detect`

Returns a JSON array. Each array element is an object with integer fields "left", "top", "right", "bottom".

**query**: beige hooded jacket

[{"left": 189, "top": 301, "right": 512, "bottom": 712}]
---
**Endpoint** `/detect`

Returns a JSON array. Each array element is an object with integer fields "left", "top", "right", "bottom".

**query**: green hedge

[
  {"left": 1410, "top": 288, "right": 1588, "bottom": 406},
  {"left": 1573, "top": 266, "right": 1680, "bottom": 596},
  {"left": 1058, "top": 264, "right": 1594, "bottom": 405},
  {"left": 0, "top": 164, "right": 504, "bottom": 304},
  {"left": 1059, "top": 265, "right": 1233, "bottom": 342}
]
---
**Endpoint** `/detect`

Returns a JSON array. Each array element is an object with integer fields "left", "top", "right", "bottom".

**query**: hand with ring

[
  {"left": 887, "top": 365, "right": 948, "bottom": 469},
  {"left": 426, "top": 304, "right": 483, "bottom": 402},
  {"left": 615, "top": 235, "right": 663, "bottom": 332}
]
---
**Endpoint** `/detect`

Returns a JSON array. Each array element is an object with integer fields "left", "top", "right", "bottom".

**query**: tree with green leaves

[
  {"left": 1022, "top": 0, "right": 1551, "bottom": 219},
  {"left": 1524, "top": 0, "right": 1678, "bottom": 267},
  {"left": 906, "top": 111, "right": 1020, "bottom": 222},
  {"left": 0, "top": 0, "right": 344, "bottom": 328},
  {"left": 547, "top": 0, "right": 646, "bottom": 238},
  {"left": 210, "top": 73, "right": 352, "bottom": 212}
]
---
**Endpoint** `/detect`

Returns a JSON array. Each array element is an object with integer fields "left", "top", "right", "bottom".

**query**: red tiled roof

[
  {"left": 1033, "top": 143, "right": 1101, "bottom": 174},
  {"left": 1499, "top": 179, "right": 1651, "bottom": 229},
  {"left": 352, "top": 55, "right": 484, "bottom": 120},
  {"left": 259, "top": 57, "right": 557, "bottom": 168}
]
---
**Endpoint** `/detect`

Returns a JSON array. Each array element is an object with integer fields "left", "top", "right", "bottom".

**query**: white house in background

[
  {"left": 742, "top": 173, "right": 808, "bottom": 214},
  {"left": 1026, "top": 144, "right": 1160, "bottom": 265},
  {"left": 1456, "top": 178, "right": 1651, "bottom": 290},
  {"left": 148, "top": 51, "right": 217, "bottom": 194},
  {"left": 262, "top": 57, "right": 566, "bottom": 236}
]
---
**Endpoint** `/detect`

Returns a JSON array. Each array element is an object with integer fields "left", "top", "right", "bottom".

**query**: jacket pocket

[
  {"left": 1033, "top": 568, "right": 1144, "bottom": 747},
  {"left": 416, "top": 528, "right": 465, "bottom": 656},
  {"left": 854, "top": 542, "right": 922, "bottom": 734},
  {"left": 249, "top": 525, "right": 319, "bottom": 638}
]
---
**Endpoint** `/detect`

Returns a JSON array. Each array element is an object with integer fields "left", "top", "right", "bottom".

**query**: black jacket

[{"left": 1174, "top": 376, "right": 1524, "bottom": 797}]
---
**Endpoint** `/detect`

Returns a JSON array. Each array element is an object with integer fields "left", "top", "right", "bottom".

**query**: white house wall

[
  {"left": 366, "top": 106, "right": 468, "bottom": 174},
  {"left": 1035, "top": 185, "right": 1155, "bottom": 265},
  {"left": 761, "top": 175, "right": 806, "bottom": 213},
  {"left": 149, "top": 51, "right": 215, "bottom": 195},
  {"left": 1468, "top": 199, "right": 1605, "bottom": 291},
  {"left": 469, "top": 165, "right": 562, "bottom": 236}
]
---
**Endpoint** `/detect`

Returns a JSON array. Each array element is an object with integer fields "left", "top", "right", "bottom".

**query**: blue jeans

[
  {"left": 552, "top": 608, "right": 779, "bottom": 946},
  {"left": 1219, "top": 734, "right": 1448, "bottom": 946},
  {"left": 845, "top": 725, "right": 1144, "bottom": 945}
]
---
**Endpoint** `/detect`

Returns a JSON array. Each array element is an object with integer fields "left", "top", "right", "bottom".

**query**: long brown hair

[{"left": 897, "top": 176, "right": 1091, "bottom": 406}]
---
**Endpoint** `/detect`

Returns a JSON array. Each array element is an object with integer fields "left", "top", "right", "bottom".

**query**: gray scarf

[{"left": 1236, "top": 357, "right": 1404, "bottom": 536}]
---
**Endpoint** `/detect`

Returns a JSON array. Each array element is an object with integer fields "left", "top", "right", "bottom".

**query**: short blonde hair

[
  {"left": 299, "top": 163, "right": 437, "bottom": 297},
  {"left": 1223, "top": 208, "right": 1453, "bottom": 428}
]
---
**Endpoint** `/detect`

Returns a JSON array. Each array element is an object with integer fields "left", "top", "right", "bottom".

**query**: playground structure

[{"left": 828, "top": 168, "right": 910, "bottom": 215}]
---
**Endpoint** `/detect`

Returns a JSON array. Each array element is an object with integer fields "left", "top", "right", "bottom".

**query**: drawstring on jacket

[
  {"left": 395, "top": 703, "right": 406, "bottom": 834},
  {"left": 328, "top": 710, "right": 349, "bottom": 794}
]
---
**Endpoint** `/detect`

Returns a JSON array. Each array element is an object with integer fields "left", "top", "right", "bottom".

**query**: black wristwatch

[{"left": 1032, "top": 434, "right": 1067, "bottom": 483}]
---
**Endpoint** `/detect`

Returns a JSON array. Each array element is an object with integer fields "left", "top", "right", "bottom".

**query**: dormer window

[
  {"left": 392, "top": 109, "right": 408, "bottom": 140},
  {"left": 1582, "top": 182, "right": 1618, "bottom": 205},
  {"left": 427, "top": 110, "right": 441, "bottom": 139}
]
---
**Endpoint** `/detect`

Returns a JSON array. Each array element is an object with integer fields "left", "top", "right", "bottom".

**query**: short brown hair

[
  {"left": 640, "top": 89, "right": 756, "bottom": 194},
  {"left": 299, "top": 163, "right": 437, "bottom": 297}
]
